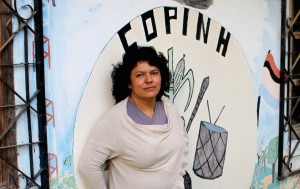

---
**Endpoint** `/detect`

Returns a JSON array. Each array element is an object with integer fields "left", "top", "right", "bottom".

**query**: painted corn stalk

[{"left": 165, "top": 47, "right": 194, "bottom": 111}]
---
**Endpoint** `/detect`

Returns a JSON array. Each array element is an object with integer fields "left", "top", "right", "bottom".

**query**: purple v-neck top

[{"left": 127, "top": 99, "right": 168, "bottom": 125}]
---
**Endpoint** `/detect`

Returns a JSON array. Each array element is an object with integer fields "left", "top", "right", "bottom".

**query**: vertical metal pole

[
  {"left": 278, "top": 0, "right": 287, "bottom": 180},
  {"left": 24, "top": 24, "right": 35, "bottom": 180},
  {"left": 34, "top": 1, "right": 49, "bottom": 188}
]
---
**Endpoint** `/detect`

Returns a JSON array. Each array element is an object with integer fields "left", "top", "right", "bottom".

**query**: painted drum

[{"left": 193, "top": 121, "right": 228, "bottom": 179}]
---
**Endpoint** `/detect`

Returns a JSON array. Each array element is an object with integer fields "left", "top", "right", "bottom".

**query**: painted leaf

[
  {"left": 267, "top": 136, "right": 279, "bottom": 164},
  {"left": 173, "top": 55, "right": 185, "bottom": 92}
]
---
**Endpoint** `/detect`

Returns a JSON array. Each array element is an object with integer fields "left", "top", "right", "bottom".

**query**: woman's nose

[{"left": 145, "top": 74, "right": 153, "bottom": 83}]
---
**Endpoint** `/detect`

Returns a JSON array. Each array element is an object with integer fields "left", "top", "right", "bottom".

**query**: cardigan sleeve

[{"left": 78, "top": 113, "right": 125, "bottom": 189}]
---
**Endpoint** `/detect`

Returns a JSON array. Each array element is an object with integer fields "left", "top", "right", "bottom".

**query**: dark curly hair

[{"left": 111, "top": 45, "right": 171, "bottom": 104}]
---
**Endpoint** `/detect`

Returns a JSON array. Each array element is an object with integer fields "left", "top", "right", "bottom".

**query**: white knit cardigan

[{"left": 79, "top": 97, "right": 188, "bottom": 189}]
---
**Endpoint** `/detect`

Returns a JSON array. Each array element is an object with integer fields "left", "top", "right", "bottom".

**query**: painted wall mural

[
  {"left": 252, "top": 51, "right": 285, "bottom": 188},
  {"left": 14, "top": 0, "right": 300, "bottom": 188},
  {"left": 74, "top": 6, "right": 257, "bottom": 188}
]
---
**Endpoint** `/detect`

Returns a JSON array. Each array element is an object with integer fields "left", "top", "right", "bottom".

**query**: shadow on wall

[{"left": 173, "top": 0, "right": 213, "bottom": 9}]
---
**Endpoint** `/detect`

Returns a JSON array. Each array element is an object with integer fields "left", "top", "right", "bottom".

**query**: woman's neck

[{"left": 129, "top": 95, "right": 156, "bottom": 118}]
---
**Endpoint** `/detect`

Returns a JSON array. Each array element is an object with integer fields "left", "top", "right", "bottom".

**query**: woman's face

[{"left": 129, "top": 60, "right": 161, "bottom": 102}]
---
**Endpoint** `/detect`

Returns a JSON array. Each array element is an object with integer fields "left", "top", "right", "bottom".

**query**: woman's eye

[
  {"left": 152, "top": 71, "right": 159, "bottom": 76},
  {"left": 136, "top": 73, "right": 143, "bottom": 78}
]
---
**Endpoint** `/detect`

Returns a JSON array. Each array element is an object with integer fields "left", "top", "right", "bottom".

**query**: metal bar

[
  {"left": 1, "top": 0, "right": 36, "bottom": 34},
  {"left": 291, "top": 52, "right": 300, "bottom": 72},
  {"left": 33, "top": 168, "right": 45, "bottom": 183},
  {"left": 0, "top": 77, "right": 27, "bottom": 102},
  {"left": 287, "top": 9, "right": 300, "bottom": 31},
  {"left": 286, "top": 51, "right": 300, "bottom": 54},
  {"left": 34, "top": 0, "right": 49, "bottom": 188},
  {"left": 289, "top": 73, "right": 300, "bottom": 77},
  {"left": 0, "top": 104, "right": 26, "bottom": 108},
  {"left": 0, "top": 156, "right": 41, "bottom": 188},
  {"left": 0, "top": 77, "right": 38, "bottom": 112},
  {"left": 283, "top": 156, "right": 292, "bottom": 172},
  {"left": 290, "top": 140, "right": 300, "bottom": 158},
  {"left": 0, "top": 62, "right": 36, "bottom": 67},
  {"left": 284, "top": 98, "right": 300, "bottom": 129},
  {"left": 23, "top": 24, "right": 35, "bottom": 180},
  {"left": 285, "top": 96, "right": 300, "bottom": 99},
  {"left": 285, "top": 168, "right": 300, "bottom": 178},
  {"left": 0, "top": 104, "right": 28, "bottom": 141},
  {"left": 0, "top": 11, "right": 37, "bottom": 52},
  {"left": 289, "top": 123, "right": 300, "bottom": 140},
  {"left": 0, "top": 90, "right": 39, "bottom": 141},
  {"left": 278, "top": 0, "right": 286, "bottom": 180},
  {"left": 0, "top": 141, "right": 42, "bottom": 149}
]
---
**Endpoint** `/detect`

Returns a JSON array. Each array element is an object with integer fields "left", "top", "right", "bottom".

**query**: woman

[{"left": 79, "top": 45, "right": 188, "bottom": 189}]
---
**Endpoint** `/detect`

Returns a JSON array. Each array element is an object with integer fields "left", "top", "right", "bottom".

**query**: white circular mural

[{"left": 74, "top": 6, "right": 257, "bottom": 189}]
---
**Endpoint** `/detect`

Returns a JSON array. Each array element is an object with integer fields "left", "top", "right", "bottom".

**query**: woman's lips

[{"left": 143, "top": 86, "right": 156, "bottom": 91}]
